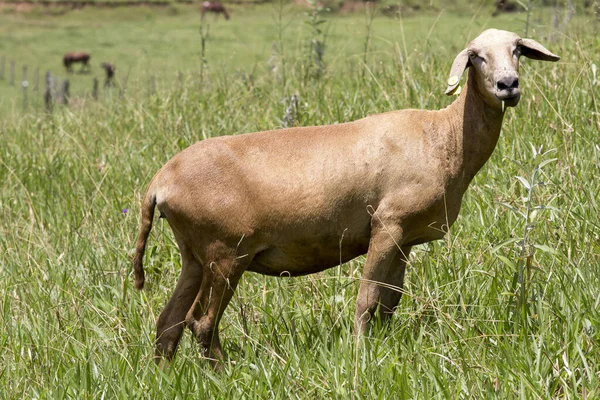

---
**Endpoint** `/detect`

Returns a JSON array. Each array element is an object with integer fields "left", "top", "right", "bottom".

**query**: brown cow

[
  {"left": 64, "top": 52, "right": 91, "bottom": 73},
  {"left": 201, "top": 1, "right": 230, "bottom": 20},
  {"left": 492, "top": 0, "right": 519, "bottom": 16}
]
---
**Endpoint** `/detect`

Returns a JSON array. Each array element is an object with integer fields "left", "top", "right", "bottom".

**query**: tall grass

[{"left": 0, "top": 5, "right": 599, "bottom": 398}]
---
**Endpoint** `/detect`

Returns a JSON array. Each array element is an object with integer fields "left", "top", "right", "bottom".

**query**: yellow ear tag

[
  {"left": 453, "top": 85, "right": 462, "bottom": 96},
  {"left": 448, "top": 76, "right": 459, "bottom": 86}
]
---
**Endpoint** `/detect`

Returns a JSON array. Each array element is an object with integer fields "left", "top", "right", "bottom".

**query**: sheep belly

[{"left": 247, "top": 233, "right": 370, "bottom": 276}]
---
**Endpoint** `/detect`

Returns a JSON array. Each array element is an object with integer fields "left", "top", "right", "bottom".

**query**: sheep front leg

[
  {"left": 376, "top": 246, "right": 411, "bottom": 320},
  {"left": 355, "top": 227, "right": 404, "bottom": 335}
]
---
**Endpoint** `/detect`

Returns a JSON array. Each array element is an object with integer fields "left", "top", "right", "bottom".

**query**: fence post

[
  {"left": 149, "top": 75, "right": 155, "bottom": 96},
  {"left": 0, "top": 56, "right": 4, "bottom": 80},
  {"left": 62, "top": 80, "right": 70, "bottom": 105},
  {"left": 44, "top": 71, "right": 53, "bottom": 112},
  {"left": 92, "top": 77, "right": 98, "bottom": 100},
  {"left": 33, "top": 67, "right": 39, "bottom": 92},
  {"left": 120, "top": 76, "right": 127, "bottom": 98},
  {"left": 22, "top": 79, "right": 29, "bottom": 112},
  {"left": 9, "top": 60, "right": 15, "bottom": 86}
]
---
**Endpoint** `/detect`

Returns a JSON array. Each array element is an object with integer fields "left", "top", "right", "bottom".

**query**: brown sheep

[{"left": 133, "top": 29, "right": 559, "bottom": 368}]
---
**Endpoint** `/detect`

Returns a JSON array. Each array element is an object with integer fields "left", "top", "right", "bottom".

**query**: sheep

[
  {"left": 201, "top": 1, "right": 230, "bottom": 20},
  {"left": 63, "top": 52, "right": 91, "bottom": 73},
  {"left": 132, "top": 29, "right": 559, "bottom": 367}
]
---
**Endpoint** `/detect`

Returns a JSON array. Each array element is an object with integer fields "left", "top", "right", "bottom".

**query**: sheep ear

[
  {"left": 518, "top": 38, "right": 560, "bottom": 62},
  {"left": 445, "top": 49, "right": 469, "bottom": 96}
]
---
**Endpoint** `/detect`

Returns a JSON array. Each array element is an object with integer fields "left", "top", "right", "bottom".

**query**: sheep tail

[{"left": 132, "top": 186, "right": 157, "bottom": 290}]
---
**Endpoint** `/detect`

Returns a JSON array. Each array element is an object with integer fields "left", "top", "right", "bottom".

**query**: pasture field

[
  {"left": 0, "top": 1, "right": 556, "bottom": 112},
  {"left": 1, "top": 3, "right": 599, "bottom": 398}
]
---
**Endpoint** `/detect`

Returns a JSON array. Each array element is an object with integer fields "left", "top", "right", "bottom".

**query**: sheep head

[{"left": 445, "top": 29, "right": 560, "bottom": 111}]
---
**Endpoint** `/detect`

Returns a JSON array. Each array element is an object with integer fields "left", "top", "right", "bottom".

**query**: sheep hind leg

[
  {"left": 155, "top": 247, "right": 203, "bottom": 363},
  {"left": 185, "top": 248, "right": 250, "bottom": 369}
]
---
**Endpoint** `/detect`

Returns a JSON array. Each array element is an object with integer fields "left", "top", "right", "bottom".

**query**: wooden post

[
  {"left": 9, "top": 60, "right": 15, "bottom": 86},
  {"left": 44, "top": 71, "right": 53, "bottom": 112},
  {"left": 62, "top": 80, "right": 70, "bottom": 105},
  {"left": 120, "top": 76, "right": 127, "bottom": 98},
  {"left": 149, "top": 75, "right": 155, "bottom": 96},
  {"left": 92, "top": 77, "right": 99, "bottom": 100},
  {"left": 22, "top": 79, "right": 29, "bottom": 112},
  {"left": 22, "top": 64, "right": 27, "bottom": 83},
  {"left": 33, "top": 67, "right": 39, "bottom": 92}
]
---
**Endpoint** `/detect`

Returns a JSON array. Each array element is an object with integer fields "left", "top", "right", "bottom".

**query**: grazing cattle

[
  {"left": 201, "top": 1, "right": 230, "bottom": 20},
  {"left": 101, "top": 62, "right": 115, "bottom": 87},
  {"left": 492, "top": 0, "right": 519, "bottom": 16},
  {"left": 63, "top": 52, "right": 91, "bottom": 73},
  {"left": 133, "top": 30, "right": 559, "bottom": 368}
]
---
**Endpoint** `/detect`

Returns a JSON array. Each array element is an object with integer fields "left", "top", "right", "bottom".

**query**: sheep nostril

[{"left": 497, "top": 77, "right": 519, "bottom": 91}]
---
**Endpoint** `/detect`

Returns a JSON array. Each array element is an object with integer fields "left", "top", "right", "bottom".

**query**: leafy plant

[
  {"left": 305, "top": 0, "right": 328, "bottom": 80},
  {"left": 495, "top": 144, "right": 559, "bottom": 333}
]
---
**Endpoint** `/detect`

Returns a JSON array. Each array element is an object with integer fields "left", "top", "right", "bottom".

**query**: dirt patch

[
  {"left": 0, "top": 2, "right": 35, "bottom": 11},
  {"left": 292, "top": 0, "right": 324, "bottom": 8},
  {"left": 337, "top": 1, "right": 422, "bottom": 15},
  {"left": 338, "top": 1, "right": 371, "bottom": 13},
  {"left": 0, "top": 0, "right": 196, "bottom": 13}
]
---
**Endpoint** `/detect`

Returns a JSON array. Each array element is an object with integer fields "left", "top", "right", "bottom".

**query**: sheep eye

[
  {"left": 469, "top": 52, "right": 485, "bottom": 63},
  {"left": 513, "top": 46, "right": 521, "bottom": 57}
]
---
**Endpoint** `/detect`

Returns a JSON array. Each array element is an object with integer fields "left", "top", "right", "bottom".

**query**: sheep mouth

[{"left": 495, "top": 92, "right": 521, "bottom": 107}]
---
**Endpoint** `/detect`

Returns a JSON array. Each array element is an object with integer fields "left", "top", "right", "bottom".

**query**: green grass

[{"left": 1, "top": 3, "right": 599, "bottom": 398}]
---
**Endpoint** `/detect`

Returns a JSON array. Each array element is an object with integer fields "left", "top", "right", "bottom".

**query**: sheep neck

[{"left": 447, "top": 68, "right": 505, "bottom": 187}]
